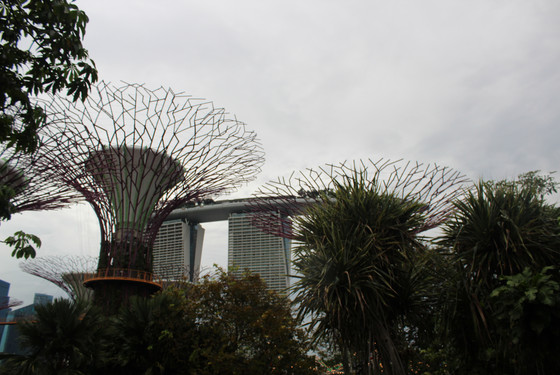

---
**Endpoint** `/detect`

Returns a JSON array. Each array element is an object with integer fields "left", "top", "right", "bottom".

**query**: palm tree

[
  {"left": 254, "top": 159, "right": 465, "bottom": 375},
  {"left": 294, "top": 176, "right": 426, "bottom": 374},
  {"left": 441, "top": 179, "right": 560, "bottom": 287},
  {"left": 0, "top": 299, "right": 107, "bottom": 375},
  {"left": 437, "top": 173, "right": 560, "bottom": 373},
  {"left": 106, "top": 290, "right": 195, "bottom": 375}
]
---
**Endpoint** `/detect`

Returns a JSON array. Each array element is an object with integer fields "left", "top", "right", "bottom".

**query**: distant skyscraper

[
  {"left": 153, "top": 200, "right": 294, "bottom": 292},
  {"left": 152, "top": 219, "right": 204, "bottom": 281},
  {"left": 0, "top": 279, "right": 10, "bottom": 344},
  {"left": 228, "top": 212, "right": 291, "bottom": 292},
  {"left": 0, "top": 280, "right": 9, "bottom": 300},
  {"left": 0, "top": 293, "right": 53, "bottom": 354},
  {"left": 32, "top": 293, "right": 53, "bottom": 306}
]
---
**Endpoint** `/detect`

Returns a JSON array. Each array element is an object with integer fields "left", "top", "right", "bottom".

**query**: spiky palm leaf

[
  {"left": 292, "top": 172, "right": 435, "bottom": 375},
  {"left": 437, "top": 175, "right": 560, "bottom": 372},
  {"left": 252, "top": 158, "right": 465, "bottom": 375},
  {"left": 0, "top": 299, "right": 106, "bottom": 375},
  {"left": 441, "top": 181, "right": 560, "bottom": 286}
]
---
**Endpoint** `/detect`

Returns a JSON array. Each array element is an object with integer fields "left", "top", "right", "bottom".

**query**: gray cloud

[{"left": 2, "top": 0, "right": 560, "bottom": 303}]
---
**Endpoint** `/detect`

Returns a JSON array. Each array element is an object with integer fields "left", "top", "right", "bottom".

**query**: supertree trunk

[{"left": 37, "top": 82, "right": 264, "bottom": 313}]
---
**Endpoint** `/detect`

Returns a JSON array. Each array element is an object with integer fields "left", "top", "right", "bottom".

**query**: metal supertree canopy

[
  {"left": 0, "top": 296, "right": 22, "bottom": 311},
  {"left": 20, "top": 256, "right": 98, "bottom": 303},
  {"left": 251, "top": 158, "right": 468, "bottom": 239},
  {"left": 37, "top": 82, "right": 264, "bottom": 308},
  {"left": 0, "top": 141, "right": 81, "bottom": 217}
]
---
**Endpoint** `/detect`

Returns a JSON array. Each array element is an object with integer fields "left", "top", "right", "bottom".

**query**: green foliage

[
  {"left": 0, "top": 184, "right": 17, "bottom": 220},
  {"left": 491, "top": 267, "right": 559, "bottom": 335},
  {"left": 99, "top": 269, "right": 315, "bottom": 374},
  {"left": 0, "top": 0, "right": 97, "bottom": 260},
  {"left": 292, "top": 172, "right": 432, "bottom": 374},
  {"left": 106, "top": 289, "right": 194, "bottom": 374},
  {"left": 414, "top": 345, "right": 459, "bottom": 375},
  {"left": 0, "top": 0, "right": 97, "bottom": 154},
  {"left": 0, "top": 299, "right": 108, "bottom": 375},
  {"left": 495, "top": 170, "right": 558, "bottom": 200},
  {"left": 292, "top": 170, "right": 560, "bottom": 374},
  {"left": 3, "top": 230, "right": 41, "bottom": 258},
  {"left": 436, "top": 172, "right": 560, "bottom": 374},
  {"left": 440, "top": 179, "right": 560, "bottom": 287},
  {"left": 186, "top": 268, "right": 316, "bottom": 375},
  {"left": 0, "top": 271, "right": 316, "bottom": 374},
  {"left": 490, "top": 267, "right": 560, "bottom": 374},
  {"left": 5, "top": 169, "right": 559, "bottom": 374}
]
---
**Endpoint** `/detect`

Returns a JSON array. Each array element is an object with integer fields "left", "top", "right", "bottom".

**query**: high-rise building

[
  {"left": 32, "top": 293, "right": 53, "bottom": 306},
  {"left": 0, "top": 279, "right": 10, "bottom": 344},
  {"left": 153, "top": 200, "right": 292, "bottom": 292},
  {"left": 0, "top": 280, "right": 9, "bottom": 300},
  {"left": 228, "top": 212, "right": 291, "bottom": 292},
  {"left": 0, "top": 293, "right": 53, "bottom": 354},
  {"left": 152, "top": 219, "right": 204, "bottom": 281}
]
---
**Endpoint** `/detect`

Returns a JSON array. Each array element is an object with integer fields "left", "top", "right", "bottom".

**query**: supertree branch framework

[
  {"left": 251, "top": 158, "right": 468, "bottom": 239},
  {"left": 38, "top": 82, "right": 264, "bottom": 308},
  {"left": 0, "top": 297, "right": 22, "bottom": 311},
  {"left": 19, "top": 256, "right": 98, "bottom": 303},
  {"left": 0, "top": 140, "right": 81, "bottom": 218}
]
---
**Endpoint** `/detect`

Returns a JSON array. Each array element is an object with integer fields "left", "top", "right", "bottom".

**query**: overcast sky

[{"left": 2, "top": 0, "right": 559, "bottom": 304}]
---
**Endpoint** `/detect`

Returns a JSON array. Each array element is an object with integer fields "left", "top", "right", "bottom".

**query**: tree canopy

[
  {"left": 0, "top": 268, "right": 317, "bottom": 374},
  {"left": 282, "top": 167, "right": 560, "bottom": 375},
  {"left": 2, "top": 172, "right": 559, "bottom": 374},
  {"left": 184, "top": 268, "right": 316, "bottom": 375},
  {"left": 0, "top": 299, "right": 107, "bottom": 375},
  {"left": 0, "top": 0, "right": 97, "bottom": 259},
  {"left": 0, "top": 0, "right": 97, "bottom": 153},
  {"left": 435, "top": 173, "right": 560, "bottom": 375},
  {"left": 293, "top": 173, "right": 429, "bottom": 374},
  {"left": 255, "top": 159, "right": 465, "bottom": 375}
]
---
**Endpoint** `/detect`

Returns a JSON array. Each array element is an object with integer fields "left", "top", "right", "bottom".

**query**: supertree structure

[
  {"left": 251, "top": 158, "right": 467, "bottom": 373},
  {"left": 0, "top": 138, "right": 81, "bottom": 219},
  {"left": 251, "top": 158, "right": 467, "bottom": 238},
  {"left": 0, "top": 297, "right": 22, "bottom": 327},
  {"left": 20, "top": 256, "right": 98, "bottom": 303},
  {"left": 0, "top": 297, "right": 22, "bottom": 311},
  {"left": 37, "top": 82, "right": 264, "bottom": 311}
]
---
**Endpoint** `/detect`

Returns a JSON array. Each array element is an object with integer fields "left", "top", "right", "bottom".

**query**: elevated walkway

[{"left": 83, "top": 268, "right": 163, "bottom": 290}]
